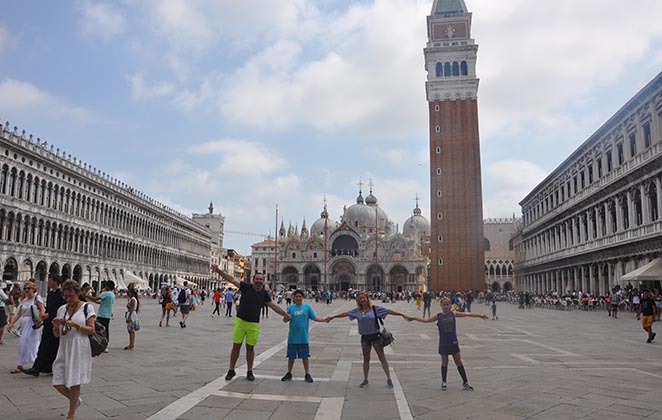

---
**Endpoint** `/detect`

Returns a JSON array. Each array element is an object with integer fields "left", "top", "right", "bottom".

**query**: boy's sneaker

[
  {"left": 247, "top": 371, "right": 255, "bottom": 381},
  {"left": 225, "top": 370, "right": 236, "bottom": 381},
  {"left": 647, "top": 337, "right": 652, "bottom": 343},
  {"left": 441, "top": 381, "right": 448, "bottom": 390},
  {"left": 386, "top": 379, "right": 393, "bottom": 388},
  {"left": 304, "top": 373, "right": 313, "bottom": 383},
  {"left": 281, "top": 372, "right": 293, "bottom": 381},
  {"left": 463, "top": 382, "right": 474, "bottom": 391},
  {"left": 651, "top": 333, "right": 657, "bottom": 342},
  {"left": 359, "top": 379, "right": 369, "bottom": 388}
]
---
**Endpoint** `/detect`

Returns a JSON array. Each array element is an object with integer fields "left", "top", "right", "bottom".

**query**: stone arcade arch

[
  {"left": 61, "top": 263, "right": 71, "bottom": 280},
  {"left": 389, "top": 265, "right": 408, "bottom": 292},
  {"left": 303, "top": 264, "right": 321, "bottom": 291},
  {"left": 2, "top": 257, "right": 18, "bottom": 282},
  {"left": 331, "top": 259, "right": 356, "bottom": 291},
  {"left": 367, "top": 264, "right": 385, "bottom": 292},
  {"left": 282, "top": 266, "right": 299, "bottom": 289},
  {"left": 73, "top": 264, "right": 83, "bottom": 283}
]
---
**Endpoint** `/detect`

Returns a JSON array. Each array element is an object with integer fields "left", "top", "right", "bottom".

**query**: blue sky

[{"left": 1, "top": 0, "right": 662, "bottom": 255}]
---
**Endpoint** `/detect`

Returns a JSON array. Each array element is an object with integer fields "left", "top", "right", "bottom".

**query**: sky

[{"left": 1, "top": 0, "right": 662, "bottom": 255}]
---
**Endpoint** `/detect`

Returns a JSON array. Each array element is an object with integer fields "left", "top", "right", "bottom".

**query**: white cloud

[
  {"left": 483, "top": 160, "right": 547, "bottom": 217},
  {"left": 472, "top": 0, "right": 662, "bottom": 140},
  {"left": 77, "top": 0, "right": 126, "bottom": 41},
  {"left": 188, "top": 139, "right": 288, "bottom": 177},
  {"left": 0, "top": 79, "right": 96, "bottom": 123},
  {"left": 126, "top": 73, "right": 176, "bottom": 101},
  {"left": 220, "top": 0, "right": 430, "bottom": 138}
]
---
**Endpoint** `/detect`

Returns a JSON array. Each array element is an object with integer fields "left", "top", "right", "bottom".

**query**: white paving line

[
  {"left": 389, "top": 367, "right": 414, "bottom": 420},
  {"left": 147, "top": 302, "right": 356, "bottom": 420},
  {"left": 331, "top": 360, "right": 352, "bottom": 382},
  {"left": 146, "top": 339, "right": 287, "bottom": 420},
  {"left": 419, "top": 333, "right": 431, "bottom": 340},
  {"left": 315, "top": 397, "right": 345, "bottom": 420},
  {"left": 212, "top": 390, "right": 322, "bottom": 403},
  {"left": 255, "top": 374, "right": 331, "bottom": 382}
]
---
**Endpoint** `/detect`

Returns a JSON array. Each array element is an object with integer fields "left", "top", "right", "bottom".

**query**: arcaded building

[
  {"left": 0, "top": 122, "right": 213, "bottom": 295},
  {"left": 484, "top": 218, "right": 517, "bottom": 292},
  {"left": 516, "top": 72, "right": 662, "bottom": 295},
  {"left": 425, "top": 0, "right": 485, "bottom": 291}
]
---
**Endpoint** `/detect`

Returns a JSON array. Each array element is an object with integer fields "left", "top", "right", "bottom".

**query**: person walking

[
  {"left": 224, "top": 287, "right": 235, "bottom": 317},
  {"left": 423, "top": 292, "right": 432, "bottom": 318},
  {"left": 211, "top": 288, "right": 222, "bottom": 318},
  {"left": 211, "top": 264, "right": 290, "bottom": 381},
  {"left": 281, "top": 290, "right": 327, "bottom": 383},
  {"left": 637, "top": 290, "right": 658, "bottom": 343},
  {"left": 124, "top": 288, "right": 140, "bottom": 350},
  {"left": 159, "top": 286, "right": 173, "bottom": 326},
  {"left": 23, "top": 274, "right": 66, "bottom": 376},
  {"left": 0, "top": 283, "right": 9, "bottom": 345},
  {"left": 491, "top": 298, "right": 498, "bottom": 320},
  {"left": 7, "top": 282, "right": 22, "bottom": 335},
  {"left": 327, "top": 291, "right": 409, "bottom": 388},
  {"left": 52, "top": 280, "right": 96, "bottom": 420},
  {"left": 8, "top": 280, "right": 45, "bottom": 374},
  {"left": 86, "top": 281, "right": 115, "bottom": 351},
  {"left": 177, "top": 282, "right": 192, "bottom": 328},
  {"left": 409, "top": 297, "right": 488, "bottom": 390}
]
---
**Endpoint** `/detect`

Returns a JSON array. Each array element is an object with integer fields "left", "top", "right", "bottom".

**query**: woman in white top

[
  {"left": 7, "top": 280, "right": 45, "bottom": 374},
  {"left": 52, "top": 280, "right": 96, "bottom": 420}
]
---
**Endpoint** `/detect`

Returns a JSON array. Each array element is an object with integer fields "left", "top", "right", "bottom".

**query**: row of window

[
  {"left": 435, "top": 61, "right": 469, "bottom": 77},
  {"left": 524, "top": 114, "right": 659, "bottom": 225},
  {"left": 0, "top": 164, "right": 209, "bottom": 254},
  {"left": 522, "top": 181, "right": 659, "bottom": 258},
  {"left": 0, "top": 209, "right": 208, "bottom": 272}
]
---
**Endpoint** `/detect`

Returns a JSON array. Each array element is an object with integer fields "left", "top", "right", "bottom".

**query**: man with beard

[
  {"left": 211, "top": 264, "right": 290, "bottom": 381},
  {"left": 22, "top": 274, "right": 66, "bottom": 377}
]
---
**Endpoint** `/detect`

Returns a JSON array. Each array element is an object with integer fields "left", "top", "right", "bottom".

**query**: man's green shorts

[{"left": 232, "top": 317, "right": 261, "bottom": 346}]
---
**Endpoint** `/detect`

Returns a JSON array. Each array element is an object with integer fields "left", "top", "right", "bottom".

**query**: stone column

[
  {"left": 627, "top": 189, "right": 635, "bottom": 229},
  {"left": 604, "top": 202, "right": 611, "bottom": 235},
  {"left": 641, "top": 183, "right": 649, "bottom": 224},
  {"left": 656, "top": 176, "right": 662, "bottom": 221},
  {"left": 616, "top": 196, "right": 624, "bottom": 232}
]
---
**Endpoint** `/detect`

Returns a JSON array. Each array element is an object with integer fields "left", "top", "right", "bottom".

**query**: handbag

[
  {"left": 84, "top": 304, "right": 108, "bottom": 357},
  {"left": 30, "top": 303, "right": 43, "bottom": 329},
  {"left": 372, "top": 306, "right": 394, "bottom": 347}
]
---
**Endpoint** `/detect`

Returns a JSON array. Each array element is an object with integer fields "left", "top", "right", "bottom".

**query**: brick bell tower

[{"left": 425, "top": 0, "right": 484, "bottom": 291}]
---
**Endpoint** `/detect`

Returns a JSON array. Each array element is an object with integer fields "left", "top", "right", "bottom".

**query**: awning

[
  {"left": 115, "top": 276, "right": 129, "bottom": 291},
  {"left": 621, "top": 258, "right": 662, "bottom": 282},
  {"left": 175, "top": 277, "right": 197, "bottom": 289},
  {"left": 124, "top": 270, "right": 150, "bottom": 290}
]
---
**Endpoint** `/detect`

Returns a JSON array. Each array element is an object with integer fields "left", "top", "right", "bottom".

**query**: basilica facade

[
  {"left": 0, "top": 122, "right": 214, "bottom": 296},
  {"left": 252, "top": 189, "right": 430, "bottom": 292}
]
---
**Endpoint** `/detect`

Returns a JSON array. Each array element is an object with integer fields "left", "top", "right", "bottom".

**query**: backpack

[
  {"left": 178, "top": 288, "right": 188, "bottom": 304},
  {"left": 83, "top": 304, "right": 108, "bottom": 357}
]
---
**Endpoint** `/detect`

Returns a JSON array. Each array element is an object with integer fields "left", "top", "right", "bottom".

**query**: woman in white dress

[
  {"left": 7, "top": 280, "right": 45, "bottom": 374},
  {"left": 52, "top": 280, "right": 96, "bottom": 420}
]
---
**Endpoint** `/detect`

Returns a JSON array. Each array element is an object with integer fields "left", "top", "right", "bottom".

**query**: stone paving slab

[{"left": 1, "top": 299, "right": 661, "bottom": 419}]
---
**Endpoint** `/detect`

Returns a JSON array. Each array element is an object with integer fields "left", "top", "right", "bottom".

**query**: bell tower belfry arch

[{"left": 425, "top": 0, "right": 485, "bottom": 291}]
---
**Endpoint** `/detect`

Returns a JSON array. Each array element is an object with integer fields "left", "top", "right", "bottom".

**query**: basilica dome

[
  {"left": 344, "top": 189, "right": 388, "bottom": 230},
  {"left": 403, "top": 203, "right": 430, "bottom": 238},
  {"left": 310, "top": 208, "right": 335, "bottom": 237}
]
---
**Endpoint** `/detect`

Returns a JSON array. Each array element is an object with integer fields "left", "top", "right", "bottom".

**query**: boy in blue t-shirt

[{"left": 282, "top": 290, "right": 326, "bottom": 383}]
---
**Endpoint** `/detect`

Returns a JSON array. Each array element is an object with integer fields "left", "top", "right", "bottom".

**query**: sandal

[
  {"left": 10, "top": 367, "right": 23, "bottom": 374},
  {"left": 123, "top": 346, "right": 133, "bottom": 350}
]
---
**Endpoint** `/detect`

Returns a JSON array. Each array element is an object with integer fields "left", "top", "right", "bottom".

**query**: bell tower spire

[{"left": 425, "top": 0, "right": 484, "bottom": 292}]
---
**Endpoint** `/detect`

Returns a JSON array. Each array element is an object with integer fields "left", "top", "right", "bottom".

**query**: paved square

[{"left": 1, "top": 299, "right": 660, "bottom": 419}]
